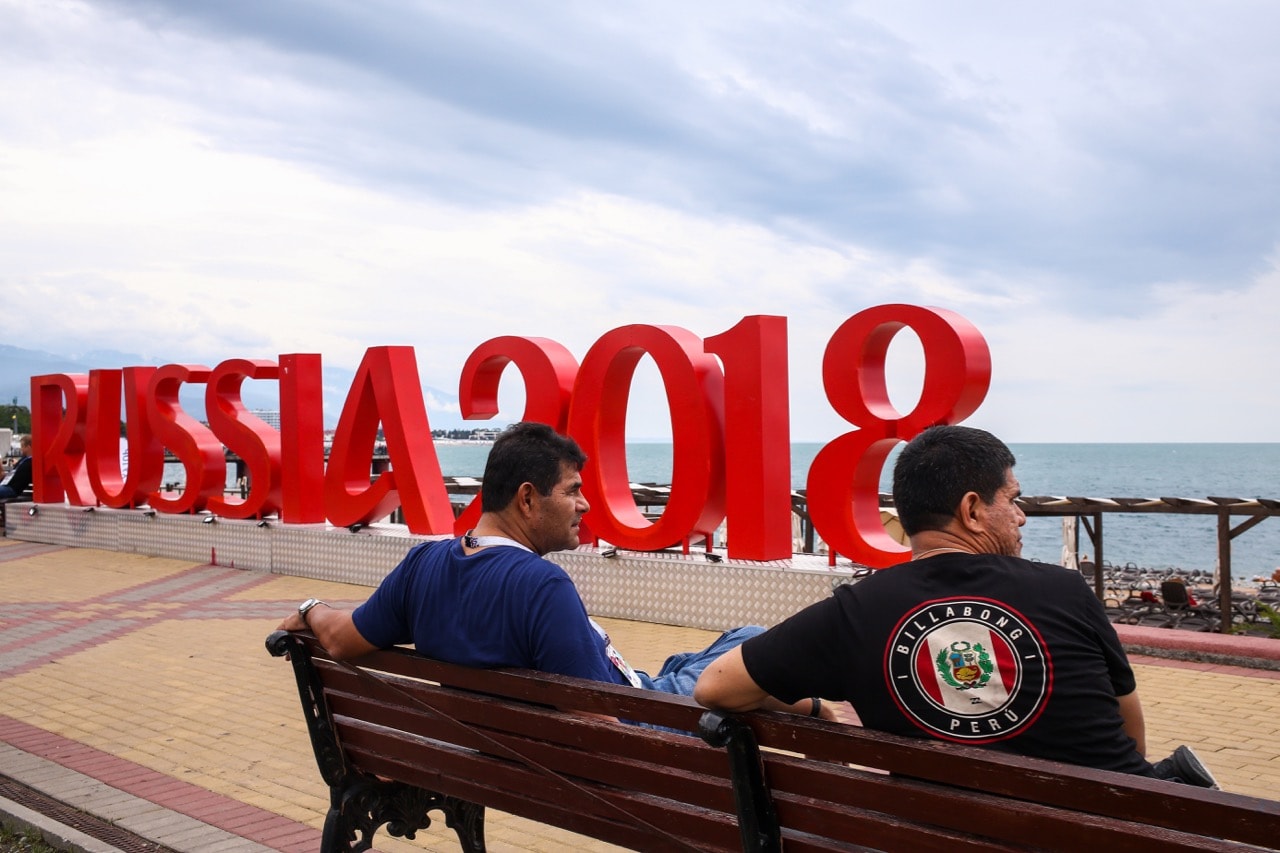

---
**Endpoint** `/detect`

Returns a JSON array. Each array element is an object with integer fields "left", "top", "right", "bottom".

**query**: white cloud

[
  {"left": 1, "top": 0, "right": 1279, "bottom": 443},
  {"left": 965, "top": 262, "right": 1280, "bottom": 442}
]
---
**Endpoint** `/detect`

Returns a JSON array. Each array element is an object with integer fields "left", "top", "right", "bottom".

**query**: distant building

[
  {"left": 250, "top": 410, "right": 281, "bottom": 429},
  {"left": 431, "top": 427, "right": 503, "bottom": 443}
]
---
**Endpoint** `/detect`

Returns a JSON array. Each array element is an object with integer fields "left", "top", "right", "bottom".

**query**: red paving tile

[{"left": 2, "top": 543, "right": 1278, "bottom": 851}]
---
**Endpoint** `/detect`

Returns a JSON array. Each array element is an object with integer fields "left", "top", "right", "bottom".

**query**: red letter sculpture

[
  {"left": 86, "top": 367, "right": 164, "bottom": 508},
  {"left": 147, "top": 365, "right": 226, "bottom": 514},
  {"left": 325, "top": 346, "right": 453, "bottom": 531},
  {"left": 278, "top": 353, "right": 326, "bottom": 524},
  {"left": 705, "top": 315, "right": 792, "bottom": 560},
  {"left": 806, "top": 305, "right": 991, "bottom": 568},
  {"left": 453, "top": 336, "right": 579, "bottom": 536},
  {"left": 30, "top": 374, "right": 95, "bottom": 505},
  {"left": 567, "top": 325, "right": 725, "bottom": 552},
  {"left": 206, "top": 359, "right": 283, "bottom": 519}
]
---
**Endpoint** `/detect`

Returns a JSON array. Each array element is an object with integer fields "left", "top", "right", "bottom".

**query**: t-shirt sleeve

[
  {"left": 741, "top": 595, "right": 848, "bottom": 704},
  {"left": 526, "top": 575, "right": 623, "bottom": 684},
  {"left": 351, "top": 549, "right": 418, "bottom": 649},
  {"left": 1075, "top": 575, "right": 1137, "bottom": 696}
]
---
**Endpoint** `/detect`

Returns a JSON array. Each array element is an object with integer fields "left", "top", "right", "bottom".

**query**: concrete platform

[{"left": 1, "top": 537, "right": 1278, "bottom": 852}]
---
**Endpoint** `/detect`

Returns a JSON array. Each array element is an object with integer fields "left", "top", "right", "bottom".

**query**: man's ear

[
  {"left": 515, "top": 481, "right": 538, "bottom": 517},
  {"left": 956, "top": 490, "right": 985, "bottom": 533}
]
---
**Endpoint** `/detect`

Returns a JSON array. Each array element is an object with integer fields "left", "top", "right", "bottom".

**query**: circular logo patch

[{"left": 884, "top": 597, "right": 1051, "bottom": 743}]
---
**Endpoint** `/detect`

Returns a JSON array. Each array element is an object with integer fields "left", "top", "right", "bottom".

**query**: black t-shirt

[
  {"left": 2, "top": 456, "right": 31, "bottom": 495},
  {"left": 742, "top": 553, "right": 1153, "bottom": 775}
]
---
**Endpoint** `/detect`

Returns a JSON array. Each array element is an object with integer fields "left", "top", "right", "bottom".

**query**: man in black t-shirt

[
  {"left": 694, "top": 425, "right": 1217, "bottom": 786},
  {"left": 0, "top": 435, "right": 32, "bottom": 499}
]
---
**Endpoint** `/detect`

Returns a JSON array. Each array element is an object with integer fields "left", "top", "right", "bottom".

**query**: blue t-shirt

[{"left": 352, "top": 538, "right": 629, "bottom": 686}]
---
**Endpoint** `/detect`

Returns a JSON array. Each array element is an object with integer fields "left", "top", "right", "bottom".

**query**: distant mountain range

[{"left": 0, "top": 344, "right": 476, "bottom": 431}]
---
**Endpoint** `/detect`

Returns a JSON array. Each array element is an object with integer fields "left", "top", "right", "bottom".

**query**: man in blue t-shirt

[{"left": 278, "top": 421, "right": 825, "bottom": 715}]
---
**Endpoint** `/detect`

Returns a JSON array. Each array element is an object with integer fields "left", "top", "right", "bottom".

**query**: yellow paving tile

[
  {"left": 0, "top": 548, "right": 197, "bottom": 600},
  {"left": 227, "top": 572, "right": 384, "bottom": 604},
  {"left": 2, "top": 544, "right": 1278, "bottom": 849}
]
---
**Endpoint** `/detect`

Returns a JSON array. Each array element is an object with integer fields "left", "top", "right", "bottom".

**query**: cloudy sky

[{"left": 3, "top": 0, "right": 1278, "bottom": 442}]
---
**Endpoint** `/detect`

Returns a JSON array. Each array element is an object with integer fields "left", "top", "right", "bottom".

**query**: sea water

[
  {"left": 432, "top": 441, "right": 1280, "bottom": 580},
  {"left": 168, "top": 442, "right": 1280, "bottom": 580}
]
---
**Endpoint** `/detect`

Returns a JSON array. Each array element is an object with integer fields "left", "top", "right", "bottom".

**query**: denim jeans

[{"left": 636, "top": 625, "right": 765, "bottom": 696}]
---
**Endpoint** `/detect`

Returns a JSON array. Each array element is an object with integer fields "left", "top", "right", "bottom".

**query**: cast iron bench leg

[{"left": 320, "top": 780, "right": 486, "bottom": 852}]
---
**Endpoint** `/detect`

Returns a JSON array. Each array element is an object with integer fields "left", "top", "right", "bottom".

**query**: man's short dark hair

[
  {"left": 480, "top": 422, "right": 587, "bottom": 512},
  {"left": 892, "top": 425, "right": 1016, "bottom": 536}
]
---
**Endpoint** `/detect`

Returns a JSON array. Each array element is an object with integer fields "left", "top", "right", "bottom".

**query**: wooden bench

[
  {"left": 702, "top": 707, "right": 1280, "bottom": 852},
  {"left": 266, "top": 629, "right": 771, "bottom": 852},
  {"left": 269, "top": 629, "right": 1280, "bottom": 852}
]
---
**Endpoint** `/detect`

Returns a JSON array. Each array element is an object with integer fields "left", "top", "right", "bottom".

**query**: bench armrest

[{"left": 698, "top": 711, "right": 780, "bottom": 853}]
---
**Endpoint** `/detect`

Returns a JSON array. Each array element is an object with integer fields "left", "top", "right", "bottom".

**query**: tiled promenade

[{"left": 1, "top": 538, "right": 1278, "bottom": 852}]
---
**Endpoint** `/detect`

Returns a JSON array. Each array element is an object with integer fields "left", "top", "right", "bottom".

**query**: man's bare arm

[
  {"left": 695, "top": 646, "right": 773, "bottom": 711},
  {"left": 1117, "top": 689, "right": 1147, "bottom": 757},
  {"left": 277, "top": 604, "right": 378, "bottom": 661},
  {"left": 695, "top": 646, "right": 838, "bottom": 720}
]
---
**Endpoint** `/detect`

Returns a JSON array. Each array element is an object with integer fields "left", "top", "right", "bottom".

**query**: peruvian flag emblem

[{"left": 886, "top": 598, "right": 1052, "bottom": 743}]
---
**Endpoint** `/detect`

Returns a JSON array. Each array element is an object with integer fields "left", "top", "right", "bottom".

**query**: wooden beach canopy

[{"left": 1014, "top": 494, "right": 1280, "bottom": 627}]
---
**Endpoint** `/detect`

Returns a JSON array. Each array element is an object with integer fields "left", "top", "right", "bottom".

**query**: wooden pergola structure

[{"left": 1016, "top": 495, "right": 1280, "bottom": 629}]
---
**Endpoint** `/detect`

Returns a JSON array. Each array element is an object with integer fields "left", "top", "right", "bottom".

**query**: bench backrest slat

[
  {"left": 353, "top": 644, "right": 708, "bottom": 731},
  {"left": 743, "top": 713, "right": 1280, "bottom": 851},
  {"left": 315, "top": 660, "right": 727, "bottom": 772},
  {"left": 294, "top": 638, "right": 750, "bottom": 852},
  {"left": 332, "top": 714, "right": 743, "bottom": 852},
  {"left": 324, "top": 689, "right": 735, "bottom": 808},
  {"left": 766, "top": 762, "right": 1249, "bottom": 853},
  {"left": 773, "top": 801, "right": 1024, "bottom": 853}
]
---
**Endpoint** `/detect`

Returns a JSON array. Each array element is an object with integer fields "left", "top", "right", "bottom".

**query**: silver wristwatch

[{"left": 298, "top": 598, "right": 325, "bottom": 624}]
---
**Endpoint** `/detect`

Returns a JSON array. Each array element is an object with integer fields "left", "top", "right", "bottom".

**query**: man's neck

[
  {"left": 908, "top": 533, "right": 978, "bottom": 561},
  {"left": 467, "top": 514, "right": 540, "bottom": 555}
]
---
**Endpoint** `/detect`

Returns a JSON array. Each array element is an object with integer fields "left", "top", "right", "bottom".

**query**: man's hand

[
  {"left": 277, "top": 602, "right": 378, "bottom": 661},
  {"left": 276, "top": 611, "right": 307, "bottom": 632}
]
